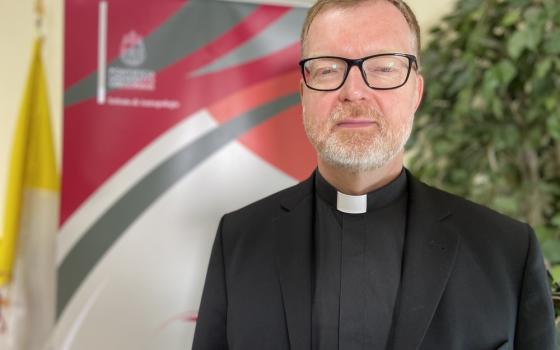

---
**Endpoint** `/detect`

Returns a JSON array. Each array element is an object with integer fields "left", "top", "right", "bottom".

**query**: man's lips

[{"left": 335, "top": 120, "right": 378, "bottom": 128}]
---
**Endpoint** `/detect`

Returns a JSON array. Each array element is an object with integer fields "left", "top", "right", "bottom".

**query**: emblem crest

[{"left": 119, "top": 30, "right": 146, "bottom": 67}]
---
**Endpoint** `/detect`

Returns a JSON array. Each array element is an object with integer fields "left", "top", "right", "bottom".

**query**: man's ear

[
  {"left": 299, "top": 79, "right": 306, "bottom": 117},
  {"left": 414, "top": 73, "right": 424, "bottom": 111}
]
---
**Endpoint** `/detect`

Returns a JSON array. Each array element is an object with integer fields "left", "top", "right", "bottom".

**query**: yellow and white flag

[{"left": 0, "top": 38, "right": 59, "bottom": 350}]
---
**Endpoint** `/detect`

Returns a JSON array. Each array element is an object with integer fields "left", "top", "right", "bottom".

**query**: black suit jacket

[{"left": 192, "top": 171, "right": 555, "bottom": 350}]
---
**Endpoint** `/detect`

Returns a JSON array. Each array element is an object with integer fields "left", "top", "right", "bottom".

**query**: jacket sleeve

[
  {"left": 192, "top": 217, "right": 228, "bottom": 350},
  {"left": 514, "top": 224, "right": 556, "bottom": 349}
]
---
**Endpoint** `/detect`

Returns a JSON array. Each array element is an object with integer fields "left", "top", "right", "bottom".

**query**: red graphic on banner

[
  {"left": 209, "top": 71, "right": 316, "bottom": 181},
  {"left": 62, "top": 3, "right": 314, "bottom": 224}
]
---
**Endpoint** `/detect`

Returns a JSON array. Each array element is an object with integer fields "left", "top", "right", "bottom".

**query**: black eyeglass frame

[{"left": 299, "top": 53, "right": 418, "bottom": 92}]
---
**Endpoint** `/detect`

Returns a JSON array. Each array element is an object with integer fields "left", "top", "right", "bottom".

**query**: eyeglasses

[{"left": 299, "top": 53, "right": 418, "bottom": 91}]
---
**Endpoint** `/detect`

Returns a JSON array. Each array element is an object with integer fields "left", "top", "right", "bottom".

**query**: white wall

[{"left": 0, "top": 0, "right": 455, "bottom": 227}]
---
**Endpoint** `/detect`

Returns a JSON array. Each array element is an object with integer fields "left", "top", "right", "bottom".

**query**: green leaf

[
  {"left": 523, "top": 6, "right": 544, "bottom": 24},
  {"left": 492, "top": 99, "right": 504, "bottom": 119},
  {"left": 548, "top": 116, "right": 560, "bottom": 140},
  {"left": 551, "top": 265, "right": 560, "bottom": 283},
  {"left": 507, "top": 27, "right": 542, "bottom": 58},
  {"left": 535, "top": 58, "right": 553, "bottom": 79},
  {"left": 482, "top": 69, "right": 499, "bottom": 96},
  {"left": 544, "top": 31, "right": 560, "bottom": 54},
  {"left": 501, "top": 8, "right": 522, "bottom": 26},
  {"left": 536, "top": 226, "right": 556, "bottom": 242},
  {"left": 495, "top": 60, "right": 517, "bottom": 85},
  {"left": 493, "top": 196, "right": 519, "bottom": 214},
  {"left": 542, "top": 240, "right": 560, "bottom": 264},
  {"left": 544, "top": 97, "right": 557, "bottom": 112},
  {"left": 507, "top": 30, "right": 529, "bottom": 59},
  {"left": 552, "top": 214, "right": 560, "bottom": 228},
  {"left": 448, "top": 68, "right": 473, "bottom": 94},
  {"left": 460, "top": 0, "right": 484, "bottom": 13},
  {"left": 527, "top": 27, "right": 543, "bottom": 50}
]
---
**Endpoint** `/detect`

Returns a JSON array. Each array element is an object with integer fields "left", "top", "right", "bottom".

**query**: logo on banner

[
  {"left": 120, "top": 30, "right": 146, "bottom": 67},
  {"left": 108, "top": 30, "right": 156, "bottom": 91}
]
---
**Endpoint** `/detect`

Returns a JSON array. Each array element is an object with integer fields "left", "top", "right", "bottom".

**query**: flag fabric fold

[{"left": 0, "top": 38, "right": 60, "bottom": 350}]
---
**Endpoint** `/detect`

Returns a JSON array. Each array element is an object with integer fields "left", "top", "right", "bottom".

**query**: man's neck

[{"left": 317, "top": 153, "right": 404, "bottom": 195}]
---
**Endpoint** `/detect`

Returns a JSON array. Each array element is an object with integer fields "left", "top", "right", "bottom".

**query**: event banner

[{"left": 57, "top": 0, "right": 314, "bottom": 348}]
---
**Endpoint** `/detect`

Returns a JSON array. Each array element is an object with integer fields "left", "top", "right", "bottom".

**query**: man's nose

[{"left": 338, "top": 66, "right": 369, "bottom": 101}]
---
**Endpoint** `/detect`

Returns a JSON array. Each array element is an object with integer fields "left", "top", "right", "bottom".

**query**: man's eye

[
  {"left": 319, "top": 68, "right": 336, "bottom": 75},
  {"left": 371, "top": 66, "right": 396, "bottom": 73},
  {"left": 313, "top": 64, "right": 341, "bottom": 76},
  {"left": 309, "top": 61, "right": 340, "bottom": 75}
]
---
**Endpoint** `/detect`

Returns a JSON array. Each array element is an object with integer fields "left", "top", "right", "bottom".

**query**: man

[{"left": 192, "top": 0, "right": 556, "bottom": 349}]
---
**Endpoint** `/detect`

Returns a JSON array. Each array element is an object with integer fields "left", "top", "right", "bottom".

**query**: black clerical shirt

[{"left": 312, "top": 170, "right": 408, "bottom": 350}]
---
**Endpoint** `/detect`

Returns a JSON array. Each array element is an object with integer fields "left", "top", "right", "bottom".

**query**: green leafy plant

[{"left": 408, "top": 0, "right": 560, "bottom": 337}]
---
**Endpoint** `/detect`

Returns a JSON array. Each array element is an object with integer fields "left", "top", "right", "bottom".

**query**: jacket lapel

[
  {"left": 390, "top": 173, "right": 460, "bottom": 350},
  {"left": 275, "top": 175, "right": 315, "bottom": 350}
]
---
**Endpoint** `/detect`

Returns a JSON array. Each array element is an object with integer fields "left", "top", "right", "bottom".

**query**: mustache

[{"left": 330, "top": 103, "right": 383, "bottom": 123}]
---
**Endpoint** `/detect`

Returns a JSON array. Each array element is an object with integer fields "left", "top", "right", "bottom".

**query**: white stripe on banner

[
  {"left": 97, "top": 1, "right": 108, "bottom": 105},
  {"left": 57, "top": 110, "right": 218, "bottom": 266}
]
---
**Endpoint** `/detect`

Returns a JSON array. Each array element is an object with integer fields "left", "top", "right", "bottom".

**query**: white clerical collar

[
  {"left": 336, "top": 191, "right": 367, "bottom": 214},
  {"left": 314, "top": 168, "right": 408, "bottom": 214}
]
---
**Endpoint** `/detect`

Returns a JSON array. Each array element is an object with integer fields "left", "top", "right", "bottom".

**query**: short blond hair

[{"left": 300, "top": 0, "right": 421, "bottom": 55}]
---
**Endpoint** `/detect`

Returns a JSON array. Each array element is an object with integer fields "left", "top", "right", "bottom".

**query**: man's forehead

[{"left": 304, "top": 1, "right": 416, "bottom": 56}]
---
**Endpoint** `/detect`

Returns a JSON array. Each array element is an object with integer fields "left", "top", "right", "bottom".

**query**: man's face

[{"left": 301, "top": 0, "right": 424, "bottom": 172}]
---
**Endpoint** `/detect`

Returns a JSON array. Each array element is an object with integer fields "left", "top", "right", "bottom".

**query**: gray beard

[{"left": 304, "top": 103, "right": 413, "bottom": 172}]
